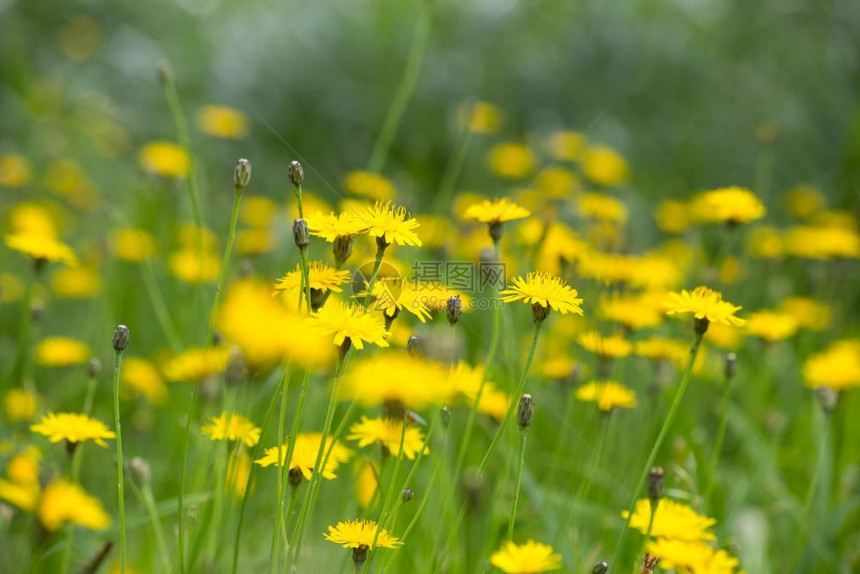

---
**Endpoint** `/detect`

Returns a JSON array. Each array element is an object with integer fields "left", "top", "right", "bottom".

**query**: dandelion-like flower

[
  {"left": 500, "top": 272, "right": 584, "bottom": 321},
  {"left": 360, "top": 278, "right": 433, "bottom": 323},
  {"left": 324, "top": 518, "right": 402, "bottom": 549},
  {"left": 196, "top": 105, "right": 249, "bottom": 139},
  {"left": 121, "top": 357, "right": 168, "bottom": 405},
  {"left": 694, "top": 186, "right": 765, "bottom": 225},
  {"left": 344, "top": 171, "right": 396, "bottom": 201},
  {"left": 31, "top": 412, "right": 116, "bottom": 447},
  {"left": 359, "top": 202, "right": 422, "bottom": 247},
  {"left": 665, "top": 286, "right": 745, "bottom": 332},
  {"left": 646, "top": 539, "right": 739, "bottom": 574},
  {"left": 162, "top": 347, "right": 230, "bottom": 382},
  {"left": 139, "top": 141, "right": 189, "bottom": 178},
  {"left": 745, "top": 310, "right": 799, "bottom": 342},
  {"left": 803, "top": 340, "right": 860, "bottom": 391},
  {"left": 599, "top": 295, "right": 662, "bottom": 330},
  {"left": 5, "top": 233, "right": 78, "bottom": 267},
  {"left": 38, "top": 479, "right": 111, "bottom": 531},
  {"left": 347, "top": 416, "right": 429, "bottom": 459},
  {"left": 255, "top": 433, "right": 353, "bottom": 480},
  {"left": 577, "top": 331, "right": 632, "bottom": 359},
  {"left": 201, "top": 412, "right": 261, "bottom": 447},
  {"left": 463, "top": 197, "right": 531, "bottom": 225},
  {"left": 623, "top": 498, "right": 716, "bottom": 541},
  {"left": 306, "top": 211, "right": 369, "bottom": 243},
  {"left": 311, "top": 301, "right": 389, "bottom": 351},
  {"left": 342, "top": 353, "right": 452, "bottom": 409},
  {"left": 273, "top": 262, "right": 351, "bottom": 297},
  {"left": 489, "top": 540, "right": 562, "bottom": 573},
  {"left": 575, "top": 380, "right": 637, "bottom": 411},
  {"left": 35, "top": 337, "right": 91, "bottom": 367},
  {"left": 577, "top": 192, "right": 628, "bottom": 224}
]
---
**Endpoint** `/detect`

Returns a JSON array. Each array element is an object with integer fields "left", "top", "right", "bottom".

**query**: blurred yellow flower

[
  {"left": 324, "top": 519, "right": 402, "bottom": 550},
  {"left": 202, "top": 412, "right": 261, "bottom": 447},
  {"left": 500, "top": 272, "right": 584, "bottom": 316},
  {"left": 654, "top": 200, "right": 691, "bottom": 234},
  {"left": 0, "top": 154, "right": 32, "bottom": 187},
  {"left": 460, "top": 100, "right": 503, "bottom": 134},
  {"left": 9, "top": 203, "right": 58, "bottom": 238},
  {"left": 360, "top": 201, "right": 422, "bottom": 247},
  {"left": 599, "top": 295, "right": 663, "bottom": 330},
  {"left": 745, "top": 310, "right": 799, "bottom": 342},
  {"left": 784, "top": 184, "right": 825, "bottom": 219},
  {"left": 635, "top": 337, "right": 690, "bottom": 364},
  {"left": 5, "top": 233, "right": 78, "bottom": 267},
  {"left": 489, "top": 142, "right": 536, "bottom": 179},
  {"left": 45, "top": 159, "right": 98, "bottom": 208},
  {"left": 312, "top": 301, "right": 389, "bottom": 351},
  {"left": 51, "top": 266, "right": 101, "bottom": 298},
  {"left": 692, "top": 186, "right": 765, "bottom": 225},
  {"left": 240, "top": 195, "right": 278, "bottom": 228},
  {"left": 665, "top": 286, "right": 745, "bottom": 328},
  {"left": 803, "top": 340, "right": 860, "bottom": 391},
  {"left": 747, "top": 226, "right": 784, "bottom": 259},
  {"left": 783, "top": 225, "right": 860, "bottom": 259},
  {"left": 235, "top": 228, "right": 273, "bottom": 255},
  {"left": 0, "top": 273, "right": 25, "bottom": 303},
  {"left": 624, "top": 498, "right": 715, "bottom": 541},
  {"left": 4, "top": 388, "right": 38, "bottom": 422},
  {"left": 779, "top": 297, "right": 830, "bottom": 331},
  {"left": 255, "top": 432, "right": 352, "bottom": 480},
  {"left": 348, "top": 416, "right": 428, "bottom": 459},
  {"left": 110, "top": 228, "right": 157, "bottom": 262},
  {"left": 139, "top": 141, "right": 189, "bottom": 178},
  {"left": 449, "top": 362, "right": 511, "bottom": 420},
  {"left": 354, "top": 460, "right": 378, "bottom": 508},
  {"left": 646, "top": 538, "right": 739, "bottom": 574},
  {"left": 342, "top": 353, "right": 452, "bottom": 409},
  {"left": 169, "top": 249, "right": 220, "bottom": 283},
  {"left": 196, "top": 105, "right": 249, "bottom": 139},
  {"left": 578, "top": 331, "right": 632, "bottom": 359},
  {"left": 344, "top": 171, "right": 396, "bottom": 201},
  {"left": 162, "top": 347, "right": 230, "bottom": 382},
  {"left": 121, "top": 357, "right": 168, "bottom": 405},
  {"left": 535, "top": 167, "right": 579, "bottom": 198},
  {"left": 582, "top": 145, "right": 629, "bottom": 186},
  {"left": 705, "top": 321, "right": 744, "bottom": 351},
  {"left": 227, "top": 450, "right": 252, "bottom": 498},
  {"left": 31, "top": 412, "right": 115, "bottom": 447},
  {"left": 578, "top": 192, "right": 628, "bottom": 224},
  {"left": 414, "top": 214, "right": 453, "bottom": 248},
  {"left": 463, "top": 197, "right": 531, "bottom": 225},
  {"left": 58, "top": 16, "right": 103, "bottom": 61},
  {"left": 0, "top": 447, "right": 42, "bottom": 512},
  {"left": 35, "top": 337, "right": 91, "bottom": 367},
  {"left": 38, "top": 479, "right": 110, "bottom": 531},
  {"left": 549, "top": 130, "right": 586, "bottom": 162},
  {"left": 576, "top": 380, "right": 637, "bottom": 411},
  {"left": 489, "top": 540, "right": 562, "bottom": 573}
]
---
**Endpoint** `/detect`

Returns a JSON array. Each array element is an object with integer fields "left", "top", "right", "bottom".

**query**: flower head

[
  {"left": 488, "top": 142, "right": 536, "bottom": 179},
  {"left": 342, "top": 353, "right": 452, "bottom": 409},
  {"left": 273, "top": 262, "right": 351, "bottom": 297},
  {"left": 324, "top": 519, "right": 402, "bottom": 550},
  {"left": 582, "top": 145, "right": 629, "bottom": 186},
  {"left": 344, "top": 171, "right": 396, "bottom": 201},
  {"left": 31, "top": 412, "right": 116, "bottom": 447},
  {"left": 4, "top": 388, "right": 38, "bottom": 422},
  {"left": 489, "top": 540, "right": 562, "bottom": 573},
  {"left": 311, "top": 301, "right": 389, "bottom": 351},
  {"left": 162, "top": 347, "right": 230, "bottom": 382},
  {"left": 745, "top": 310, "right": 799, "bottom": 342},
  {"left": 576, "top": 380, "right": 637, "bottom": 411},
  {"left": 202, "top": 412, "right": 261, "bottom": 447},
  {"left": 577, "top": 192, "right": 628, "bottom": 224},
  {"left": 35, "top": 337, "right": 91, "bottom": 367},
  {"left": 623, "top": 498, "right": 715, "bottom": 541},
  {"left": 38, "top": 479, "right": 110, "bottom": 531},
  {"left": 139, "top": 141, "right": 189, "bottom": 178},
  {"left": 121, "top": 357, "right": 168, "bottom": 405},
  {"left": 110, "top": 228, "right": 157, "bottom": 262},
  {"left": 646, "top": 539, "right": 739, "bottom": 574},
  {"left": 360, "top": 202, "right": 422, "bottom": 247},
  {"left": 665, "top": 286, "right": 745, "bottom": 328},
  {"left": 803, "top": 340, "right": 860, "bottom": 391},
  {"left": 255, "top": 432, "right": 352, "bottom": 480},
  {"left": 599, "top": 295, "right": 662, "bottom": 330},
  {"left": 196, "top": 105, "right": 249, "bottom": 139},
  {"left": 463, "top": 197, "right": 531, "bottom": 225},
  {"left": 5, "top": 233, "right": 78, "bottom": 266},
  {"left": 500, "top": 272, "right": 584, "bottom": 319},
  {"left": 577, "top": 331, "right": 633, "bottom": 359},
  {"left": 348, "top": 416, "right": 429, "bottom": 459},
  {"left": 693, "top": 186, "right": 765, "bottom": 225},
  {"left": 361, "top": 278, "right": 433, "bottom": 323},
  {"left": 306, "top": 211, "right": 369, "bottom": 243}
]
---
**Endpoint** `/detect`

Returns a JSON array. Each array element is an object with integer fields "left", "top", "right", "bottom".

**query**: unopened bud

[
  {"left": 156, "top": 60, "right": 172, "bottom": 85},
  {"left": 446, "top": 295, "right": 462, "bottom": 326},
  {"left": 375, "top": 235, "right": 390, "bottom": 253},
  {"left": 647, "top": 466, "right": 665, "bottom": 503},
  {"left": 724, "top": 353, "right": 738, "bottom": 380},
  {"left": 333, "top": 235, "right": 353, "bottom": 265},
  {"left": 292, "top": 219, "right": 309, "bottom": 250},
  {"left": 401, "top": 488, "right": 413, "bottom": 502},
  {"left": 310, "top": 288, "right": 326, "bottom": 312},
  {"left": 440, "top": 406, "right": 451, "bottom": 429},
  {"left": 112, "top": 324, "right": 129, "bottom": 352},
  {"left": 352, "top": 546, "right": 369, "bottom": 570},
  {"left": 288, "top": 467, "right": 303, "bottom": 486},
  {"left": 592, "top": 561, "right": 609, "bottom": 574},
  {"left": 407, "top": 335, "right": 421, "bottom": 357},
  {"left": 694, "top": 317, "right": 710, "bottom": 335},
  {"left": 87, "top": 358, "right": 101, "bottom": 379},
  {"left": 288, "top": 160, "right": 304, "bottom": 188},
  {"left": 129, "top": 457, "right": 151, "bottom": 487},
  {"left": 530, "top": 302, "right": 550, "bottom": 324},
  {"left": 488, "top": 221, "right": 503, "bottom": 244},
  {"left": 517, "top": 394, "right": 534, "bottom": 429},
  {"left": 815, "top": 387, "right": 838, "bottom": 415},
  {"left": 233, "top": 158, "right": 252, "bottom": 189},
  {"left": 30, "top": 298, "right": 44, "bottom": 323}
]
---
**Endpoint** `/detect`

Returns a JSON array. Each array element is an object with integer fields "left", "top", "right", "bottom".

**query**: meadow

[{"left": 1, "top": 0, "right": 860, "bottom": 573}]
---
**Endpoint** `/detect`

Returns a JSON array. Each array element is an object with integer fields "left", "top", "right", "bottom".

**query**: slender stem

[
  {"left": 11, "top": 268, "right": 34, "bottom": 387},
  {"left": 82, "top": 376, "right": 98, "bottom": 417},
  {"left": 138, "top": 260, "right": 182, "bottom": 353},
  {"left": 433, "top": 129, "right": 473, "bottom": 214},
  {"left": 507, "top": 427, "right": 529, "bottom": 541},
  {"left": 362, "top": 249, "right": 386, "bottom": 309},
  {"left": 366, "top": 6, "right": 432, "bottom": 174},
  {"left": 271, "top": 366, "right": 292, "bottom": 572},
  {"left": 178, "top": 390, "right": 197, "bottom": 574},
  {"left": 60, "top": 444, "right": 85, "bottom": 574},
  {"left": 545, "top": 389, "right": 576, "bottom": 488},
  {"left": 140, "top": 483, "right": 172, "bottom": 572},
  {"left": 611, "top": 332, "right": 704, "bottom": 569},
  {"left": 704, "top": 372, "right": 736, "bottom": 506},
  {"left": 113, "top": 350, "right": 127, "bottom": 573},
  {"left": 207, "top": 186, "right": 243, "bottom": 346}
]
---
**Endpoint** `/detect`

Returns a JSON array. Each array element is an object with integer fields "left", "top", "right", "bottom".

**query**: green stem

[
  {"left": 138, "top": 260, "right": 183, "bottom": 353},
  {"left": 131, "top": 480, "right": 172, "bottom": 573},
  {"left": 178, "top": 390, "right": 197, "bottom": 574},
  {"left": 433, "top": 129, "right": 473, "bottom": 214},
  {"left": 545, "top": 389, "right": 576, "bottom": 489},
  {"left": 82, "top": 376, "right": 98, "bottom": 417},
  {"left": 60, "top": 444, "right": 85, "bottom": 574},
  {"left": 11, "top": 267, "right": 34, "bottom": 388},
  {"left": 366, "top": 7, "right": 432, "bottom": 174},
  {"left": 507, "top": 427, "right": 529, "bottom": 541},
  {"left": 704, "top": 372, "right": 736, "bottom": 507},
  {"left": 207, "top": 186, "right": 243, "bottom": 346},
  {"left": 611, "top": 331, "right": 703, "bottom": 570},
  {"left": 362, "top": 248, "right": 386, "bottom": 309},
  {"left": 270, "top": 366, "right": 293, "bottom": 573},
  {"left": 113, "top": 350, "right": 127, "bottom": 573}
]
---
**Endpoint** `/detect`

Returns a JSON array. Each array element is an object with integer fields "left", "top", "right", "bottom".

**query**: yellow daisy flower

[
  {"left": 324, "top": 518, "right": 402, "bottom": 549},
  {"left": 500, "top": 272, "right": 584, "bottom": 320},
  {"left": 463, "top": 197, "right": 531, "bottom": 225},
  {"left": 306, "top": 210, "right": 369, "bottom": 243},
  {"left": 273, "top": 262, "right": 351, "bottom": 298},
  {"left": 0, "top": 154, "right": 32, "bottom": 187},
  {"left": 139, "top": 141, "right": 189, "bottom": 178},
  {"left": 693, "top": 186, "right": 765, "bottom": 225},
  {"left": 255, "top": 432, "right": 352, "bottom": 480},
  {"left": 599, "top": 295, "right": 663, "bottom": 330},
  {"left": 449, "top": 362, "right": 511, "bottom": 421},
  {"left": 4, "top": 388, "right": 38, "bottom": 422},
  {"left": 359, "top": 202, "right": 422, "bottom": 247},
  {"left": 50, "top": 266, "right": 101, "bottom": 298},
  {"left": 577, "top": 192, "right": 628, "bottom": 224},
  {"left": 31, "top": 412, "right": 116, "bottom": 447},
  {"left": 623, "top": 498, "right": 716, "bottom": 541},
  {"left": 347, "top": 416, "right": 429, "bottom": 459},
  {"left": 121, "top": 357, "right": 168, "bottom": 405},
  {"left": 5, "top": 233, "right": 78, "bottom": 267},
  {"left": 38, "top": 479, "right": 110, "bottom": 531},
  {"left": 35, "top": 337, "right": 91, "bottom": 367},
  {"left": 489, "top": 540, "right": 562, "bottom": 573},
  {"left": 646, "top": 539, "right": 740, "bottom": 574},
  {"left": 196, "top": 105, "right": 249, "bottom": 139},
  {"left": 344, "top": 171, "right": 396, "bottom": 201},
  {"left": 342, "top": 353, "right": 452, "bottom": 409},
  {"left": 168, "top": 249, "right": 221, "bottom": 283},
  {"left": 803, "top": 340, "right": 860, "bottom": 391},
  {"left": 311, "top": 301, "right": 389, "bottom": 351},
  {"left": 360, "top": 277, "right": 433, "bottom": 323},
  {"left": 665, "top": 286, "right": 745, "bottom": 329},
  {"left": 162, "top": 347, "right": 230, "bottom": 382},
  {"left": 201, "top": 412, "right": 261, "bottom": 447},
  {"left": 110, "top": 228, "right": 157, "bottom": 262},
  {"left": 582, "top": 145, "right": 629, "bottom": 186},
  {"left": 745, "top": 310, "right": 799, "bottom": 342},
  {"left": 488, "top": 142, "right": 536, "bottom": 179},
  {"left": 577, "top": 331, "right": 632, "bottom": 359},
  {"left": 460, "top": 100, "right": 503, "bottom": 134},
  {"left": 575, "top": 380, "right": 637, "bottom": 411}
]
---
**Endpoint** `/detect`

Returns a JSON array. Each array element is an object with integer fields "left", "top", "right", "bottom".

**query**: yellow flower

[
  {"left": 783, "top": 225, "right": 860, "bottom": 259},
  {"left": 624, "top": 498, "right": 715, "bottom": 541},
  {"left": 582, "top": 145, "right": 629, "bottom": 186},
  {"left": 360, "top": 202, "right": 422, "bottom": 247},
  {"left": 4, "top": 388, "right": 38, "bottom": 422},
  {"left": 9, "top": 202, "right": 58, "bottom": 238},
  {"left": 599, "top": 295, "right": 663, "bottom": 330},
  {"left": 576, "top": 380, "right": 637, "bottom": 411},
  {"left": 31, "top": 412, "right": 116, "bottom": 447},
  {"left": 35, "top": 337, "right": 91, "bottom": 367},
  {"left": 0, "top": 154, "right": 32, "bottom": 187},
  {"left": 748, "top": 226, "right": 784, "bottom": 259},
  {"left": 201, "top": 412, "right": 261, "bottom": 447},
  {"left": 665, "top": 286, "right": 745, "bottom": 328},
  {"left": 168, "top": 249, "right": 220, "bottom": 283},
  {"left": 255, "top": 433, "right": 352, "bottom": 480},
  {"left": 779, "top": 297, "right": 830, "bottom": 331},
  {"left": 577, "top": 331, "right": 632, "bottom": 359},
  {"left": 463, "top": 197, "right": 531, "bottom": 225},
  {"left": 635, "top": 337, "right": 690, "bottom": 364},
  {"left": 654, "top": 200, "right": 691, "bottom": 234},
  {"left": 460, "top": 100, "right": 503, "bottom": 134},
  {"left": 162, "top": 347, "right": 230, "bottom": 382},
  {"left": 488, "top": 142, "right": 536, "bottom": 179},
  {"left": 578, "top": 192, "right": 628, "bottom": 224},
  {"left": 0, "top": 478, "right": 41, "bottom": 513},
  {"left": 324, "top": 519, "right": 402, "bottom": 550},
  {"left": 0, "top": 447, "right": 42, "bottom": 512},
  {"left": 344, "top": 171, "right": 396, "bottom": 201},
  {"left": 342, "top": 353, "right": 452, "bottom": 409},
  {"left": 50, "top": 266, "right": 101, "bottom": 298},
  {"left": 646, "top": 539, "right": 740, "bottom": 574},
  {"left": 745, "top": 310, "right": 799, "bottom": 342},
  {"left": 5, "top": 233, "right": 78, "bottom": 267},
  {"left": 139, "top": 141, "right": 189, "bottom": 178},
  {"left": 803, "top": 340, "right": 860, "bottom": 391},
  {"left": 548, "top": 130, "right": 586, "bottom": 162},
  {"left": 348, "top": 416, "right": 429, "bottom": 459},
  {"left": 489, "top": 540, "right": 562, "bottom": 573},
  {"left": 110, "top": 228, "right": 157, "bottom": 262},
  {"left": 354, "top": 459, "right": 378, "bottom": 508},
  {"left": 693, "top": 186, "right": 765, "bottom": 225},
  {"left": 273, "top": 262, "right": 351, "bottom": 298},
  {"left": 500, "top": 272, "right": 584, "bottom": 316},
  {"left": 235, "top": 228, "right": 273, "bottom": 255},
  {"left": 360, "top": 277, "right": 433, "bottom": 323},
  {"left": 240, "top": 195, "right": 278, "bottom": 227},
  {"left": 306, "top": 210, "right": 369, "bottom": 243},
  {"left": 784, "top": 184, "right": 826, "bottom": 219},
  {"left": 196, "top": 105, "right": 249, "bottom": 139},
  {"left": 449, "top": 362, "right": 511, "bottom": 421},
  {"left": 121, "top": 357, "right": 168, "bottom": 405},
  {"left": 541, "top": 355, "right": 577, "bottom": 380},
  {"left": 311, "top": 301, "right": 389, "bottom": 350},
  {"left": 227, "top": 450, "right": 252, "bottom": 498},
  {"left": 38, "top": 479, "right": 110, "bottom": 531}
]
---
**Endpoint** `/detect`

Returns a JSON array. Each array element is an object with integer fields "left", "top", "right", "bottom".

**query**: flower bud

[
  {"left": 530, "top": 302, "right": 550, "bottom": 323},
  {"left": 288, "top": 467, "right": 303, "bottom": 486},
  {"left": 333, "top": 235, "right": 354, "bottom": 265},
  {"left": 694, "top": 316, "right": 710, "bottom": 335},
  {"left": 815, "top": 387, "right": 838, "bottom": 415},
  {"left": 292, "top": 218, "right": 310, "bottom": 250},
  {"left": 407, "top": 335, "right": 421, "bottom": 357},
  {"left": 401, "top": 488, "right": 413, "bottom": 502},
  {"left": 30, "top": 298, "right": 45, "bottom": 323},
  {"left": 129, "top": 457, "right": 151, "bottom": 487},
  {"left": 592, "top": 561, "right": 609, "bottom": 574},
  {"left": 647, "top": 466, "right": 665, "bottom": 503},
  {"left": 87, "top": 358, "right": 101, "bottom": 379},
  {"left": 288, "top": 160, "right": 304, "bottom": 188},
  {"left": 446, "top": 295, "right": 462, "bottom": 326},
  {"left": 724, "top": 352, "right": 738, "bottom": 380},
  {"left": 112, "top": 324, "right": 129, "bottom": 352},
  {"left": 352, "top": 545, "right": 369, "bottom": 570},
  {"left": 517, "top": 394, "right": 534, "bottom": 429},
  {"left": 488, "top": 221, "right": 503, "bottom": 244},
  {"left": 234, "top": 158, "right": 252, "bottom": 189},
  {"left": 310, "top": 288, "right": 326, "bottom": 312}
]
